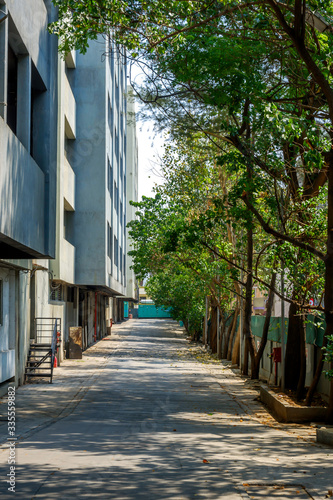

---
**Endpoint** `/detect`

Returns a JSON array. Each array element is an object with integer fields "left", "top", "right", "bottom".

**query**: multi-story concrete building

[
  {"left": 0, "top": 3, "right": 138, "bottom": 392},
  {"left": 34, "top": 38, "right": 138, "bottom": 354},
  {"left": 31, "top": 44, "right": 78, "bottom": 356},
  {"left": 71, "top": 39, "right": 129, "bottom": 334},
  {"left": 123, "top": 88, "right": 139, "bottom": 317},
  {"left": 0, "top": 0, "right": 59, "bottom": 392}
]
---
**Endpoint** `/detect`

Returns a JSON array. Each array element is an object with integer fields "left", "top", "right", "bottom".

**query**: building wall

[
  {"left": 0, "top": 0, "right": 58, "bottom": 259},
  {"left": 125, "top": 88, "right": 139, "bottom": 302},
  {"left": 49, "top": 51, "right": 76, "bottom": 285},
  {"left": 0, "top": 267, "right": 16, "bottom": 388},
  {"left": 0, "top": 11, "right": 137, "bottom": 390},
  {"left": 70, "top": 39, "right": 127, "bottom": 297},
  {"left": 0, "top": 0, "right": 58, "bottom": 392},
  {"left": 35, "top": 39, "right": 132, "bottom": 357}
]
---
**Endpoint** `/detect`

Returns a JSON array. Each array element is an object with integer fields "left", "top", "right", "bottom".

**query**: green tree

[{"left": 51, "top": 0, "right": 333, "bottom": 417}]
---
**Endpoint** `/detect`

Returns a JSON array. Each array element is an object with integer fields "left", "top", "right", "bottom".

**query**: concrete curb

[
  {"left": 317, "top": 427, "right": 333, "bottom": 446},
  {"left": 260, "top": 384, "right": 327, "bottom": 423}
]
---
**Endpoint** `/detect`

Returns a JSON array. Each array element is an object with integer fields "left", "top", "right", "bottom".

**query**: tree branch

[
  {"left": 200, "top": 240, "right": 324, "bottom": 313},
  {"left": 241, "top": 194, "right": 325, "bottom": 260}
]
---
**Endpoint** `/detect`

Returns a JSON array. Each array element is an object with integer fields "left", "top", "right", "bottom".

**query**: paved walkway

[{"left": 0, "top": 319, "right": 332, "bottom": 499}]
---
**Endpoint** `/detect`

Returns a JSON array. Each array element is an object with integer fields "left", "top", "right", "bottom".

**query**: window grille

[{"left": 50, "top": 283, "right": 63, "bottom": 302}]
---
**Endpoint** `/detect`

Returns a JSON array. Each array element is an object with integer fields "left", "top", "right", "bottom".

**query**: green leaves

[
  {"left": 52, "top": 0, "right": 333, "bottom": 327},
  {"left": 323, "top": 335, "right": 333, "bottom": 380}
]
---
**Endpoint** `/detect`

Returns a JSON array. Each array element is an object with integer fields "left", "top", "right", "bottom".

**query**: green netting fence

[{"left": 223, "top": 314, "right": 325, "bottom": 347}]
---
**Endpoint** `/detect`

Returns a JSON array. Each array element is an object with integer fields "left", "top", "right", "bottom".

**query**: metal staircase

[{"left": 25, "top": 318, "right": 61, "bottom": 384}]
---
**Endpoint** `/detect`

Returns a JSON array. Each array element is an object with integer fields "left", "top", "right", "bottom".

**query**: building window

[
  {"left": 108, "top": 94, "right": 113, "bottom": 132},
  {"left": 107, "top": 223, "right": 110, "bottom": 257},
  {"left": 114, "top": 181, "right": 119, "bottom": 214},
  {"left": 108, "top": 37, "right": 114, "bottom": 79},
  {"left": 30, "top": 63, "right": 46, "bottom": 159},
  {"left": 67, "top": 287, "right": 75, "bottom": 303},
  {"left": 108, "top": 158, "right": 113, "bottom": 195},
  {"left": 0, "top": 280, "right": 3, "bottom": 326},
  {"left": 64, "top": 208, "right": 74, "bottom": 245},
  {"left": 114, "top": 236, "right": 118, "bottom": 267},
  {"left": 120, "top": 154, "right": 123, "bottom": 179},
  {"left": 115, "top": 126, "right": 119, "bottom": 159},
  {"left": 7, "top": 44, "right": 18, "bottom": 134},
  {"left": 107, "top": 223, "right": 112, "bottom": 259}
]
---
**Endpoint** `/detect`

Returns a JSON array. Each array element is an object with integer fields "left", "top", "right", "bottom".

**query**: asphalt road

[{"left": 0, "top": 319, "right": 332, "bottom": 499}]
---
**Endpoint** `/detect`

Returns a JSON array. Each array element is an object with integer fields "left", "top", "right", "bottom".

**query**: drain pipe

[{"left": 94, "top": 291, "right": 97, "bottom": 342}]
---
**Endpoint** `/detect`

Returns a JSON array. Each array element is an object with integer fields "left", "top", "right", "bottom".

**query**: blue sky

[{"left": 137, "top": 119, "right": 165, "bottom": 199}]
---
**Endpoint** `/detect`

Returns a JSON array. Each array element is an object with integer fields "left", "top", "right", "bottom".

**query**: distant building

[{"left": 123, "top": 88, "right": 139, "bottom": 317}]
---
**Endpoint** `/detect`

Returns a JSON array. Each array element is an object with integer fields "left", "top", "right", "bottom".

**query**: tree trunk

[
  {"left": 327, "top": 379, "right": 333, "bottom": 423},
  {"left": 210, "top": 299, "right": 218, "bottom": 353},
  {"left": 243, "top": 337, "right": 249, "bottom": 376},
  {"left": 223, "top": 314, "right": 234, "bottom": 359},
  {"left": 227, "top": 307, "right": 239, "bottom": 360},
  {"left": 222, "top": 313, "right": 234, "bottom": 359},
  {"left": 203, "top": 297, "right": 209, "bottom": 346},
  {"left": 305, "top": 336, "right": 327, "bottom": 405},
  {"left": 243, "top": 226, "right": 256, "bottom": 371},
  {"left": 218, "top": 314, "right": 226, "bottom": 360},
  {"left": 284, "top": 297, "right": 303, "bottom": 390},
  {"left": 231, "top": 325, "right": 241, "bottom": 366},
  {"left": 251, "top": 272, "right": 277, "bottom": 379},
  {"left": 324, "top": 156, "right": 333, "bottom": 422},
  {"left": 304, "top": 155, "right": 333, "bottom": 416},
  {"left": 296, "top": 314, "right": 306, "bottom": 400}
]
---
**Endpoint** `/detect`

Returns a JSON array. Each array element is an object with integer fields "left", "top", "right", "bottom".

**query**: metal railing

[
  {"left": 33, "top": 317, "right": 61, "bottom": 383},
  {"left": 35, "top": 317, "right": 61, "bottom": 345},
  {"left": 50, "top": 319, "right": 58, "bottom": 380}
]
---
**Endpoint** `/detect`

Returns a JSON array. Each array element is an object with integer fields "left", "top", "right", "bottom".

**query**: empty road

[{"left": 0, "top": 319, "right": 332, "bottom": 499}]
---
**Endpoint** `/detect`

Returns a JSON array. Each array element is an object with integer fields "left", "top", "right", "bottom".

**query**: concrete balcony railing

[
  {"left": 60, "top": 238, "right": 75, "bottom": 284},
  {"left": 65, "top": 49, "right": 76, "bottom": 69},
  {"left": 0, "top": 118, "right": 46, "bottom": 257},
  {"left": 64, "top": 73, "right": 76, "bottom": 139},
  {"left": 63, "top": 156, "right": 75, "bottom": 211}
]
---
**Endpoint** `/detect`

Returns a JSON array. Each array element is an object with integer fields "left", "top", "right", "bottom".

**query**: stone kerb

[
  {"left": 260, "top": 384, "right": 327, "bottom": 423},
  {"left": 316, "top": 427, "right": 333, "bottom": 447}
]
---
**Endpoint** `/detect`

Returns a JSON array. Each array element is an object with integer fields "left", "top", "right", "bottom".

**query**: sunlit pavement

[{"left": 0, "top": 319, "right": 332, "bottom": 499}]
